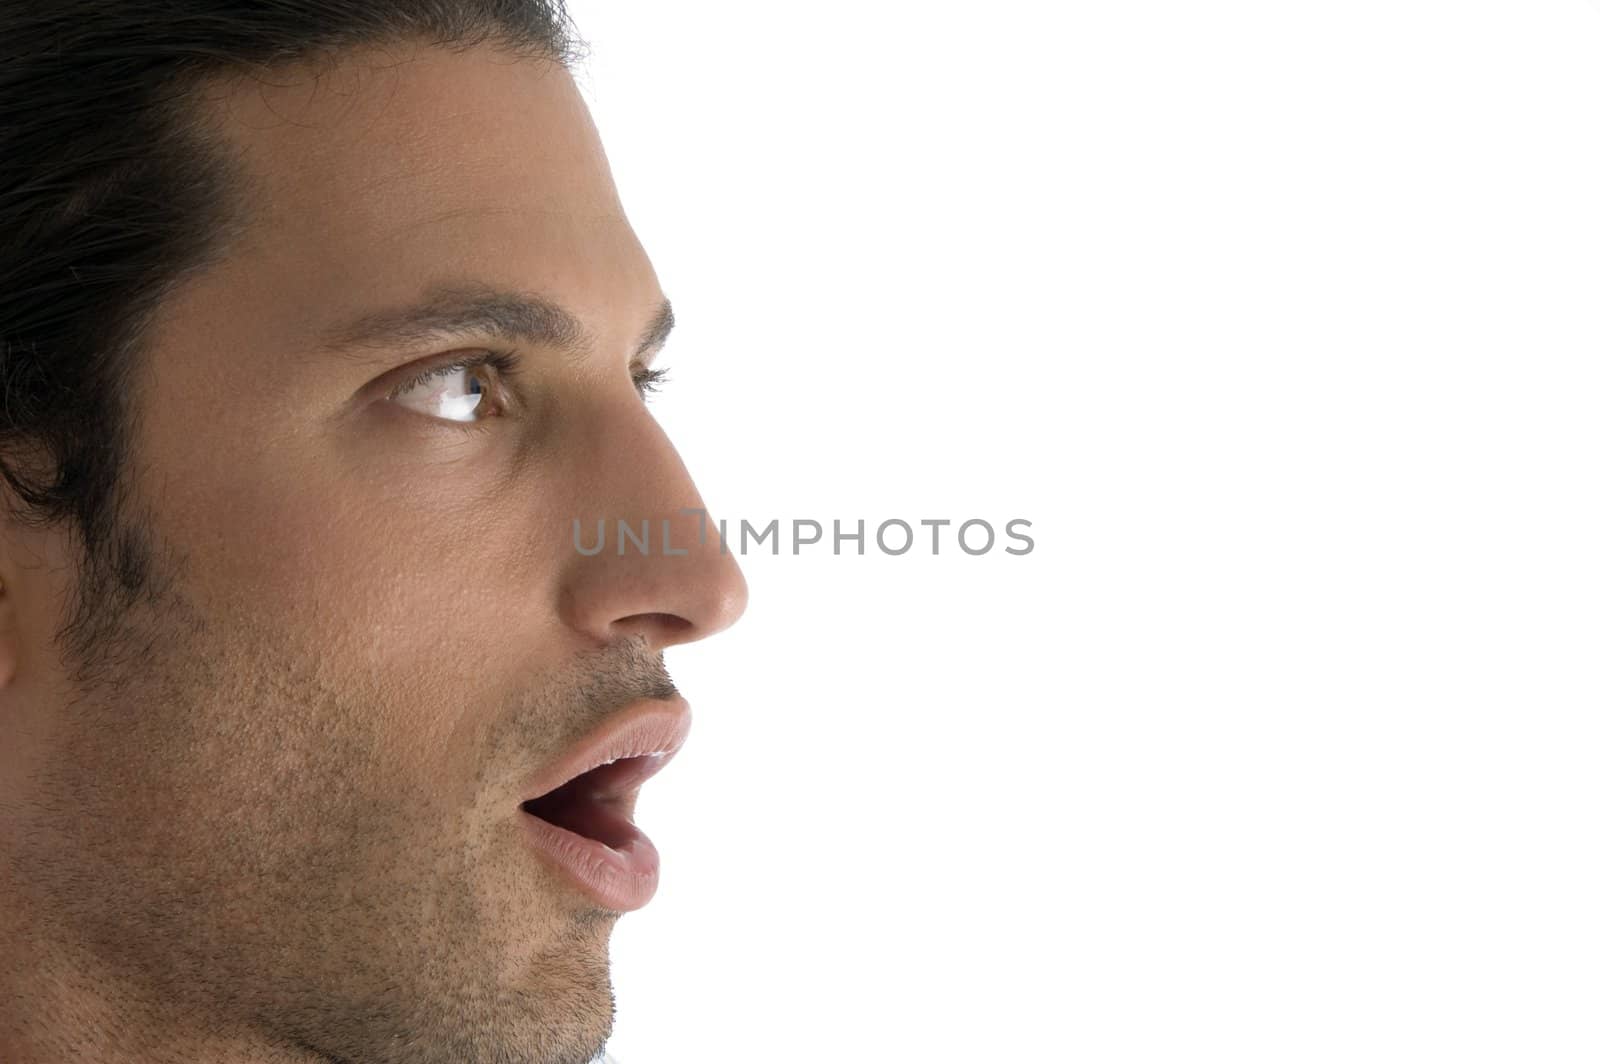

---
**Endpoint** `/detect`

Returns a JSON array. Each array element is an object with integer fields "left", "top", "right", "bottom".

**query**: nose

[{"left": 556, "top": 392, "right": 748, "bottom": 653}]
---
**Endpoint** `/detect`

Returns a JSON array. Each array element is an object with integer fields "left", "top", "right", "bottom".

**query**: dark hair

[{"left": 0, "top": 1, "right": 586, "bottom": 662}]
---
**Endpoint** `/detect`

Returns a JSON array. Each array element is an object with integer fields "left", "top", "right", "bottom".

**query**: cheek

[
  {"left": 126, "top": 457, "right": 520, "bottom": 817},
  {"left": 154, "top": 433, "right": 578, "bottom": 704}
]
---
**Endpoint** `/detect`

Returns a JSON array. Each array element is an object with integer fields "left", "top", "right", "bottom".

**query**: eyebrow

[{"left": 315, "top": 283, "right": 674, "bottom": 364}]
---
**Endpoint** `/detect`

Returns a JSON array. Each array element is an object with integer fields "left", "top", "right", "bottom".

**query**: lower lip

[{"left": 519, "top": 810, "right": 663, "bottom": 912}]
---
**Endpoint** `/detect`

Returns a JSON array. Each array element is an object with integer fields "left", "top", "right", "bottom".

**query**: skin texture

[{"left": 0, "top": 40, "right": 746, "bottom": 1064}]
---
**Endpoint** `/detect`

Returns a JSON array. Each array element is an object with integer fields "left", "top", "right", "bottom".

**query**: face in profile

[{"left": 0, "top": 40, "right": 746, "bottom": 1064}]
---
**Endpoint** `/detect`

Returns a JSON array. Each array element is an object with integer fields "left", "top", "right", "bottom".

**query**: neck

[{"left": 0, "top": 887, "right": 325, "bottom": 1064}]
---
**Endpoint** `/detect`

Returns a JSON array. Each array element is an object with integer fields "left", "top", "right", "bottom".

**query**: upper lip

[{"left": 519, "top": 695, "right": 692, "bottom": 806}]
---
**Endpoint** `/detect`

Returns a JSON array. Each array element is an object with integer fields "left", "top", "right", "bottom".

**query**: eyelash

[
  {"left": 633, "top": 365, "right": 669, "bottom": 395},
  {"left": 386, "top": 349, "right": 670, "bottom": 431}
]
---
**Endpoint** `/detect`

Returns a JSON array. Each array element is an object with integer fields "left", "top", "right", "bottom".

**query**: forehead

[{"left": 183, "top": 41, "right": 656, "bottom": 360}]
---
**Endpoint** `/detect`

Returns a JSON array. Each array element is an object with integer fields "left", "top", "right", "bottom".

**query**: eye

[{"left": 388, "top": 350, "right": 520, "bottom": 424}]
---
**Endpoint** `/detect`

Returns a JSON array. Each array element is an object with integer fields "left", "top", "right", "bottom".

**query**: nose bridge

[{"left": 557, "top": 395, "right": 747, "bottom": 648}]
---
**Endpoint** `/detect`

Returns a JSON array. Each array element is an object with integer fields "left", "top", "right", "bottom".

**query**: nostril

[
  {"left": 649, "top": 613, "right": 692, "bottom": 636},
  {"left": 615, "top": 612, "right": 693, "bottom": 642}
]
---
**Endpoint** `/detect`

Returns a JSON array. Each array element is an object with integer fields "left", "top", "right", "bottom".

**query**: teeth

[
  {"left": 612, "top": 749, "right": 667, "bottom": 765},
  {"left": 584, "top": 748, "right": 669, "bottom": 776}
]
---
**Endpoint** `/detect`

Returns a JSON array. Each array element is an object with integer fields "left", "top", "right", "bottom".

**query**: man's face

[{"left": 0, "top": 41, "right": 745, "bottom": 1064}]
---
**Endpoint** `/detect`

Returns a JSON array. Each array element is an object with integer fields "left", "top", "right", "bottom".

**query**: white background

[{"left": 569, "top": 2, "right": 1600, "bottom": 1061}]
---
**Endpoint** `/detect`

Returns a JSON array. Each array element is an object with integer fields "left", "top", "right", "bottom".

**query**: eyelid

[{"left": 385, "top": 348, "right": 521, "bottom": 402}]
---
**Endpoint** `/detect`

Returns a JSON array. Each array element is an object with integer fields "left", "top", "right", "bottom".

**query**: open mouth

[
  {"left": 514, "top": 697, "right": 690, "bottom": 911},
  {"left": 520, "top": 753, "right": 666, "bottom": 850}
]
